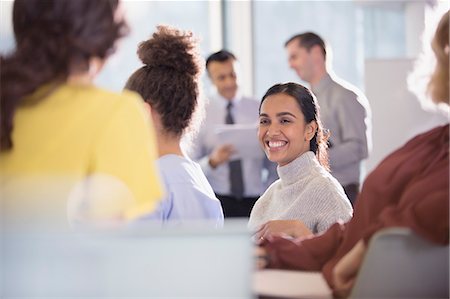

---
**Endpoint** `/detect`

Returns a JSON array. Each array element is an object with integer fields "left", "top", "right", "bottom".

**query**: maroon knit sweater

[{"left": 263, "top": 124, "right": 449, "bottom": 289}]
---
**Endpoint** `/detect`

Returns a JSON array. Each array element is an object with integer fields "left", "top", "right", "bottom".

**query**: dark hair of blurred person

[
  {"left": 1, "top": 0, "right": 127, "bottom": 150},
  {"left": 0, "top": 0, "right": 164, "bottom": 227}
]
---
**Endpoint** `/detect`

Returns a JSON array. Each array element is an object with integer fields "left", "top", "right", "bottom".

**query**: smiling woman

[
  {"left": 248, "top": 82, "right": 353, "bottom": 238},
  {"left": 258, "top": 11, "right": 449, "bottom": 298},
  {"left": 258, "top": 84, "right": 325, "bottom": 168}
]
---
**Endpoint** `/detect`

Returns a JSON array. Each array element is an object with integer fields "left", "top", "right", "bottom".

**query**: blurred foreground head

[
  {"left": 428, "top": 10, "right": 449, "bottom": 105},
  {"left": 1, "top": 0, "right": 128, "bottom": 151}
]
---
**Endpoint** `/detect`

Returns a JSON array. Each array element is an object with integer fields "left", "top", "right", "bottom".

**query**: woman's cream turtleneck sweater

[{"left": 248, "top": 151, "right": 352, "bottom": 234}]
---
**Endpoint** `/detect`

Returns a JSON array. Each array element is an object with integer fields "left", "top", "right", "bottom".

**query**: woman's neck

[
  {"left": 157, "top": 132, "right": 184, "bottom": 158},
  {"left": 67, "top": 72, "right": 94, "bottom": 86},
  {"left": 67, "top": 57, "right": 104, "bottom": 86}
]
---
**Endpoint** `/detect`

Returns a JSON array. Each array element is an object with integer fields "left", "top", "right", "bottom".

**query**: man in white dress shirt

[
  {"left": 285, "top": 32, "right": 372, "bottom": 205},
  {"left": 190, "top": 50, "right": 277, "bottom": 217}
]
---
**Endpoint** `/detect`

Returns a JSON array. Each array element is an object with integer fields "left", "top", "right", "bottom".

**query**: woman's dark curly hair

[
  {"left": 0, "top": 0, "right": 128, "bottom": 151},
  {"left": 124, "top": 25, "right": 203, "bottom": 137},
  {"left": 260, "top": 82, "right": 330, "bottom": 170}
]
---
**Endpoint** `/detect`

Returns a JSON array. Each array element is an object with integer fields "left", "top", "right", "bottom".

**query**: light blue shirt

[
  {"left": 189, "top": 93, "right": 278, "bottom": 197},
  {"left": 139, "top": 155, "right": 224, "bottom": 227}
]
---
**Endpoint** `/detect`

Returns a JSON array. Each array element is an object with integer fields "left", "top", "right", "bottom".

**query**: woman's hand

[
  {"left": 332, "top": 240, "right": 366, "bottom": 298},
  {"left": 254, "top": 220, "right": 312, "bottom": 243}
]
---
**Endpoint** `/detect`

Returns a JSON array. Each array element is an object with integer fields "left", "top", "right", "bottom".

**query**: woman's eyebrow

[
  {"left": 259, "top": 112, "right": 297, "bottom": 118},
  {"left": 276, "top": 112, "right": 297, "bottom": 118}
]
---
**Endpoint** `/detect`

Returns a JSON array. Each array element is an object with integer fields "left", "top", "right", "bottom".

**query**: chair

[{"left": 350, "top": 227, "right": 449, "bottom": 298}]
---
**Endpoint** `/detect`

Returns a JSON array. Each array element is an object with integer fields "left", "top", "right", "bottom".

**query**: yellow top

[{"left": 0, "top": 83, "right": 164, "bottom": 225}]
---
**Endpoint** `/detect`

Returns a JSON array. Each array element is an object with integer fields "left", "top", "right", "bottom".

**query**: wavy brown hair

[
  {"left": 124, "top": 25, "right": 203, "bottom": 137},
  {"left": 0, "top": 0, "right": 128, "bottom": 151}
]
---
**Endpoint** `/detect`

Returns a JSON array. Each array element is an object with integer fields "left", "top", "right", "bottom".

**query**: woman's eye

[
  {"left": 280, "top": 119, "right": 291, "bottom": 124},
  {"left": 259, "top": 119, "right": 269, "bottom": 125}
]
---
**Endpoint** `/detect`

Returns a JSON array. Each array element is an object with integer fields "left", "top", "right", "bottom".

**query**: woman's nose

[{"left": 266, "top": 123, "right": 281, "bottom": 136}]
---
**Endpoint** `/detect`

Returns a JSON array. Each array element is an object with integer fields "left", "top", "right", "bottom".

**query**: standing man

[
  {"left": 190, "top": 50, "right": 277, "bottom": 218},
  {"left": 285, "top": 32, "right": 371, "bottom": 205}
]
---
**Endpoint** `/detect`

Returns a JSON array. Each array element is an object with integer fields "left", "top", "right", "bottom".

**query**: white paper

[
  {"left": 253, "top": 269, "right": 332, "bottom": 299},
  {"left": 214, "top": 124, "right": 264, "bottom": 160}
]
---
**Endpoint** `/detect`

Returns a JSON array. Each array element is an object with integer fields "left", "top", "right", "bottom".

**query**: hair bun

[{"left": 137, "top": 25, "right": 201, "bottom": 77}]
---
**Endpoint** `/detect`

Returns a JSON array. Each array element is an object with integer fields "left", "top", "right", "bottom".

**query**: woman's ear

[
  {"left": 306, "top": 120, "right": 318, "bottom": 141},
  {"left": 144, "top": 102, "right": 158, "bottom": 123},
  {"left": 143, "top": 101, "right": 152, "bottom": 114},
  {"left": 145, "top": 102, "right": 163, "bottom": 132}
]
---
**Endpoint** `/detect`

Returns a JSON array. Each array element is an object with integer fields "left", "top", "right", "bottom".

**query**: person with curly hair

[
  {"left": 0, "top": 0, "right": 163, "bottom": 229},
  {"left": 125, "top": 26, "right": 224, "bottom": 226},
  {"left": 248, "top": 83, "right": 352, "bottom": 239}
]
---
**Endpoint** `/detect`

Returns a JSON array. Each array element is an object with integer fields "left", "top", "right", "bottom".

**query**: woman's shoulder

[
  {"left": 308, "top": 163, "right": 340, "bottom": 186},
  {"left": 252, "top": 179, "right": 281, "bottom": 207},
  {"left": 305, "top": 174, "right": 352, "bottom": 223},
  {"left": 157, "top": 155, "right": 190, "bottom": 177},
  {"left": 53, "top": 85, "right": 145, "bottom": 118},
  {"left": 263, "top": 179, "right": 282, "bottom": 194},
  {"left": 304, "top": 169, "right": 347, "bottom": 200},
  {"left": 405, "top": 124, "right": 449, "bottom": 146},
  {"left": 88, "top": 86, "right": 143, "bottom": 107},
  {"left": 158, "top": 155, "right": 213, "bottom": 188},
  {"left": 377, "top": 124, "right": 449, "bottom": 167}
]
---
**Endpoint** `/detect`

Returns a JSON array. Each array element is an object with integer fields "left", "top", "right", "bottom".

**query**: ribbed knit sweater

[{"left": 248, "top": 151, "right": 353, "bottom": 234}]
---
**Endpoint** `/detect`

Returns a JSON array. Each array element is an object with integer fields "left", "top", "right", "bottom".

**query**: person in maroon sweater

[{"left": 258, "top": 10, "right": 449, "bottom": 298}]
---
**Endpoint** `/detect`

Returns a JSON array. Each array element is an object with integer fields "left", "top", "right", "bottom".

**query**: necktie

[{"left": 226, "top": 102, "right": 244, "bottom": 199}]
